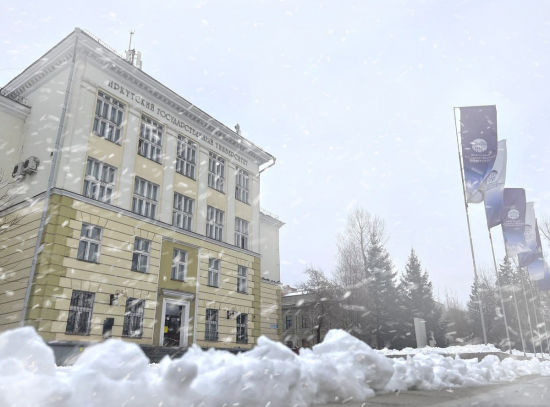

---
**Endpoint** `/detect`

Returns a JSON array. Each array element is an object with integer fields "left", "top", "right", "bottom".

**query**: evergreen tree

[
  {"left": 495, "top": 256, "right": 522, "bottom": 350},
  {"left": 398, "top": 249, "right": 446, "bottom": 348}
]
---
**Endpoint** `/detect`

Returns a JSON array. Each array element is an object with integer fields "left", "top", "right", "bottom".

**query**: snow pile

[
  {"left": 378, "top": 343, "right": 503, "bottom": 356},
  {"left": 2, "top": 327, "right": 550, "bottom": 407}
]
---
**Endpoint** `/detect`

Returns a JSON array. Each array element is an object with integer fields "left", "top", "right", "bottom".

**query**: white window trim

[
  {"left": 208, "top": 152, "right": 226, "bottom": 192},
  {"left": 83, "top": 157, "right": 117, "bottom": 204},
  {"left": 206, "top": 206, "right": 224, "bottom": 241},
  {"left": 132, "top": 237, "right": 151, "bottom": 273},
  {"left": 172, "top": 192, "right": 194, "bottom": 232},
  {"left": 93, "top": 91, "right": 125, "bottom": 144},
  {"left": 139, "top": 115, "right": 164, "bottom": 164},
  {"left": 235, "top": 217, "right": 249, "bottom": 250},
  {"left": 208, "top": 258, "right": 220, "bottom": 287},
  {"left": 77, "top": 223, "right": 103, "bottom": 263},
  {"left": 171, "top": 248, "right": 188, "bottom": 281},
  {"left": 132, "top": 177, "right": 159, "bottom": 219},
  {"left": 237, "top": 265, "right": 248, "bottom": 294},
  {"left": 235, "top": 167, "right": 250, "bottom": 204},
  {"left": 176, "top": 136, "right": 197, "bottom": 180}
]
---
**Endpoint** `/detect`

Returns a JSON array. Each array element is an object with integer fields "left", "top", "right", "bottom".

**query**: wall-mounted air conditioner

[
  {"left": 12, "top": 162, "right": 24, "bottom": 178},
  {"left": 22, "top": 156, "right": 40, "bottom": 175}
]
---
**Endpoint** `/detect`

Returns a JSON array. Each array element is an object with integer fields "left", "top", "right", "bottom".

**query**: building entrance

[{"left": 162, "top": 302, "right": 185, "bottom": 347}]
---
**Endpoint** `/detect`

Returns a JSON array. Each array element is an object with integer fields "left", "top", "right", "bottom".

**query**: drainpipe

[
  {"left": 193, "top": 248, "right": 202, "bottom": 345},
  {"left": 21, "top": 30, "right": 80, "bottom": 326}
]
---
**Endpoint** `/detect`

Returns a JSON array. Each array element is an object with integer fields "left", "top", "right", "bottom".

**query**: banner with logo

[
  {"left": 518, "top": 203, "right": 537, "bottom": 267},
  {"left": 538, "top": 263, "right": 550, "bottom": 291},
  {"left": 501, "top": 188, "right": 529, "bottom": 257},
  {"left": 483, "top": 140, "right": 507, "bottom": 228},
  {"left": 458, "top": 106, "right": 498, "bottom": 203},
  {"left": 523, "top": 219, "right": 545, "bottom": 280}
]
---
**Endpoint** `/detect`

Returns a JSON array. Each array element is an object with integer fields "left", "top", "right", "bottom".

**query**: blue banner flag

[
  {"left": 501, "top": 188, "right": 529, "bottom": 257},
  {"left": 483, "top": 140, "right": 506, "bottom": 229},
  {"left": 521, "top": 218, "right": 545, "bottom": 279},
  {"left": 458, "top": 106, "right": 498, "bottom": 203}
]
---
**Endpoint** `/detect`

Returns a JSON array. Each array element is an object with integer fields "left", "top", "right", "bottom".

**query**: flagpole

[
  {"left": 488, "top": 231, "right": 512, "bottom": 353},
  {"left": 510, "top": 277, "right": 527, "bottom": 356},
  {"left": 536, "top": 289, "right": 550, "bottom": 357},
  {"left": 519, "top": 267, "right": 537, "bottom": 356},
  {"left": 528, "top": 278, "right": 545, "bottom": 358},
  {"left": 454, "top": 108, "right": 488, "bottom": 345}
]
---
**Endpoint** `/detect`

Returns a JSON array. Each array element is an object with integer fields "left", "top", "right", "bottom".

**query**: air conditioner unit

[
  {"left": 12, "top": 162, "right": 24, "bottom": 178},
  {"left": 22, "top": 156, "right": 40, "bottom": 175}
]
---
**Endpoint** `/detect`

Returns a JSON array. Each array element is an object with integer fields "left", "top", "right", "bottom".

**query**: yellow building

[{"left": 0, "top": 28, "right": 284, "bottom": 352}]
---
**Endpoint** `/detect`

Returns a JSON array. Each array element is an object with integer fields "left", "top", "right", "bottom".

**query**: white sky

[{"left": 2, "top": 1, "right": 549, "bottom": 303}]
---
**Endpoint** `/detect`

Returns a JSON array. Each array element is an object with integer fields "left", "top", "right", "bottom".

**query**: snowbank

[
  {"left": 378, "top": 343, "right": 503, "bottom": 356},
  {"left": 2, "top": 327, "right": 550, "bottom": 407}
]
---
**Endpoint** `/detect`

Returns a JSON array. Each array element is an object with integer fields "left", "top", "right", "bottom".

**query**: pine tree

[{"left": 495, "top": 256, "right": 521, "bottom": 350}]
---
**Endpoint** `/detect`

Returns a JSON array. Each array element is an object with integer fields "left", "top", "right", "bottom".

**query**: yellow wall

[{"left": 260, "top": 280, "right": 282, "bottom": 341}]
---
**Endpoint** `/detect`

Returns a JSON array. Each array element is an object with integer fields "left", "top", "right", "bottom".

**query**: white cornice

[
  {"left": 0, "top": 94, "right": 31, "bottom": 120},
  {"left": 2, "top": 28, "right": 275, "bottom": 166},
  {"left": 260, "top": 211, "right": 285, "bottom": 228}
]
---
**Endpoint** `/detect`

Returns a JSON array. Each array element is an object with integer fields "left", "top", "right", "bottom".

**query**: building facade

[{"left": 0, "top": 28, "right": 283, "bottom": 350}]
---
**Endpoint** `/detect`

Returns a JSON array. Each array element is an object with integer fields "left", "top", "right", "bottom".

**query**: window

[
  {"left": 208, "top": 152, "right": 225, "bottom": 192},
  {"left": 66, "top": 291, "right": 94, "bottom": 335},
  {"left": 208, "top": 258, "right": 220, "bottom": 287},
  {"left": 302, "top": 315, "right": 310, "bottom": 329},
  {"left": 237, "top": 266, "right": 247, "bottom": 294},
  {"left": 176, "top": 136, "right": 196, "bottom": 179},
  {"left": 132, "top": 177, "right": 159, "bottom": 219},
  {"left": 77, "top": 224, "right": 102, "bottom": 263},
  {"left": 138, "top": 115, "right": 163, "bottom": 163},
  {"left": 83, "top": 158, "right": 116, "bottom": 204},
  {"left": 206, "top": 206, "right": 224, "bottom": 241},
  {"left": 171, "top": 249, "right": 187, "bottom": 281},
  {"left": 235, "top": 218, "right": 249, "bottom": 250},
  {"left": 235, "top": 168, "right": 250, "bottom": 204},
  {"left": 172, "top": 193, "right": 194, "bottom": 231},
  {"left": 122, "top": 298, "right": 145, "bottom": 338},
  {"left": 285, "top": 316, "right": 293, "bottom": 329},
  {"left": 236, "top": 313, "right": 248, "bottom": 344},
  {"left": 131, "top": 237, "right": 151, "bottom": 273},
  {"left": 205, "top": 309, "right": 218, "bottom": 341},
  {"left": 93, "top": 91, "right": 125, "bottom": 144}
]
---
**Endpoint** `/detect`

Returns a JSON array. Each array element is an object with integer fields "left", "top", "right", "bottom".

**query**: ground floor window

[
  {"left": 236, "top": 313, "right": 248, "bottom": 344},
  {"left": 66, "top": 291, "right": 94, "bottom": 335},
  {"left": 205, "top": 309, "right": 218, "bottom": 341},
  {"left": 123, "top": 298, "right": 145, "bottom": 338}
]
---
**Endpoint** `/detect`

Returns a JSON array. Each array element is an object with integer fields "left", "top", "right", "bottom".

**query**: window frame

[
  {"left": 122, "top": 297, "right": 145, "bottom": 338},
  {"left": 205, "top": 308, "right": 219, "bottom": 342},
  {"left": 235, "top": 167, "right": 250, "bottom": 204},
  {"left": 237, "top": 265, "right": 248, "bottom": 294},
  {"left": 172, "top": 192, "right": 194, "bottom": 232},
  {"left": 92, "top": 91, "right": 125, "bottom": 145},
  {"left": 285, "top": 316, "right": 293, "bottom": 330},
  {"left": 234, "top": 217, "right": 249, "bottom": 250},
  {"left": 138, "top": 115, "right": 164, "bottom": 164},
  {"left": 176, "top": 135, "right": 197, "bottom": 180},
  {"left": 82, "top": 157, "right": 117, "bottom": 204},
  {"left": 206, "top": 206, "right": 224, "bottom": 241},
  {"left": 131, "top": 237, "right": 151, "bottom": 273},
  {"left": 132, "top": 177, "right": 159, "bottom": 220},
  {"left": 208, "top": 152, "right": 226, "bottom": 193},
  {"left": 65, "top": 290, "right": 95, "bottom": 335},
  {"left": 236, "top": 313, "right": 248, "bottom": 344},
  {"left": 77, "top": 223, "right": 103, "bottom": 263},
  {"left": 171, "top": 248, "right": 188, "bottom": 282},
  {"left": 208, "top": 258, "right": 220, "bottom": 287},
  {"left": 301, "top": 314, "right": 310, "bottom": 329}
]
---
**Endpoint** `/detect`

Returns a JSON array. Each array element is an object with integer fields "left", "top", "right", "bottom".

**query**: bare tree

[{"left": 540, "top": 215, "right": 550, "bottom": 252}]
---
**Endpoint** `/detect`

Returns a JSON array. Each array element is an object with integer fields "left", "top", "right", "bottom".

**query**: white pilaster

[
  {"left": 226, "top": 163, "right": 236, "bottom": 246},
  {"left": 118, "top": 111, "right": 140, "bottom": 211},
  {"left": 196, "top": 148, "right": 209, "bottom": 236},
  {"left": 160, "top": 134, "right": 177, "bottom": 224},
  {"left": 251, "top": 174, "right": 261, "bottom": 253}
]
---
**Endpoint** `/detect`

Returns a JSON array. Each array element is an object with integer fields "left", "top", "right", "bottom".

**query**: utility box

[{"left": 414, "top": 317, "right": 427, "bottom": 348}]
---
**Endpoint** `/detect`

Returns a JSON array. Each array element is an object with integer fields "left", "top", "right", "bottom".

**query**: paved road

[{"left": 322, "top": 375, "right": 550, "bottom": 407}]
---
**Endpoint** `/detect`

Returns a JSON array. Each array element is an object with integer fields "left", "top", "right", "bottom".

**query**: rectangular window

[
  {"left": 77, "top": 224, "right": 102, "bottom": 263},
  {"left": 206, "top": 206, "right": 224, "bottom": 241},
  {"left": 172, "top": 193, "right": 194, "bottom": 231},
  {"left": 235, "top": 168, "right": 250, "bottom": 204},
  {"left": 131, "top": 237, "right": 151, "bottom": 273},
  {"left": 302, "top": 315, "right": 310, "bottom": 329},
  {"left": 205, "top": 309, "right": 218, "bottom": 341},
  {"left": 234, "top": 218, "right": 249, "bottom": 250},
  {"left": 208, "top": 258, "right": 220, "bottom": 287},
  {"left": 171, "top": 249, "right": 187, "bottom": 281},
  {"left": 122, "top": 298, "right": 145, "bottom": 338},
  {"left": 208, "top": 152, "right": 225, "bottom": 192},
  {"left": 66, "top": 291, "right": 94, "bottom": 335},
  {"left": 236, "top": 313, "right": 248, "bottom": 344},
  {"left": 93, "top": 91, "right": 125, "bottom": 144},
  {"left": 176, "top": 136, "right": 197, "bottom": 179},
  {"left": 138, "top": 115, "right": 163, "bottom": 163},
  {"left": 237, "top": 266, "right": 247, "bottom": 294},
  {"left": 82, "top": 158, "right": 116, "bottom": 204},
  {"left": 132, "top": 177, "right": 159, "bottom": 219},
  {"left": 285, "top": 316, "right": 293, "bottom": 329}
]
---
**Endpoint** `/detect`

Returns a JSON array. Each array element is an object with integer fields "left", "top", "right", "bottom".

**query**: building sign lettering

[{"left": 107, "top": 79, "right": 248, "bottom": 166}]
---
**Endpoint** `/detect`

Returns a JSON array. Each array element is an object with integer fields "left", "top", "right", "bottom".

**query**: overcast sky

[{"left": 2, "top": 0, "right": 550, "bottom": 303}]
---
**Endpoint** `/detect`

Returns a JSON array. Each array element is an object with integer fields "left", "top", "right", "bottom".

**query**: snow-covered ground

[
  {"left": 3, "top": 327, "right": 550, "bottom": 407},
  {"left": 377, "top": 343, "right": 550, "bottom": 359}
]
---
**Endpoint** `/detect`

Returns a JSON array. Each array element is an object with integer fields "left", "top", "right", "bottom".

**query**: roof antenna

[{"left": 125, "top": 30, "right": 143, "bottom": 70}]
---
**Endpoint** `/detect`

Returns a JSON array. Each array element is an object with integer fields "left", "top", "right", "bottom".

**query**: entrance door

[{"left": 163, "top": 302, "right": 184, "bottom": 347}]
